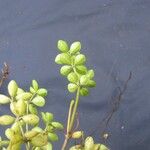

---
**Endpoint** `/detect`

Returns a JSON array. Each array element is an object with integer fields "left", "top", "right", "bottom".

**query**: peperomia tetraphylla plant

[
  {"left": 55, "top": 40, "right": 109, "bottom": 150},
  {"left": 0, "top": 80, "right": 63, "bottom": 150},
  {"left": 0, "top": 40, "right": 109, "bottom": 150}
]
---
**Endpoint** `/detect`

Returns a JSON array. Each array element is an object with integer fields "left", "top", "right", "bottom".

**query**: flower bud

[
  {"left": 55, "top": 53, "right": 71, "bottom": 65},
  {"left": 45, "top": 112, "right": 53, "bottom": 123},
  {"left": 31, "top": 133, "right": 48, "bottom": 147},
  {"left": 86, "top": 80, "right": 96, "bottom": 88},
  {"left": 5, "top": 128, "right": 14, "bottom": 139},
  {"left": 29, "top": 104, "right": 38, "bottom": 114},
  {"left": 60, "top": 65, "right": 72, "bottom": 76},
  {"left": 32, "top": 80, "right": 39, "bottom": 91},
  {"left": 51, "top": 122, "right": 63, "bottom": 130},
  {"left": 25, "top": 130, "right": 39, "bottom": 139},
  {"left": 42, "top": 142, "right": 53, "bottom": 150},
  {"left": 55, "top": 54, "right": 63, "bottom": 64},
  {"left": 84, "top": 137, "right": 94, "bottom": 150},
  {"left": 17, "top": 88, "right": 25, "bottom": 95},
  {"left": 32, "top": 127, "right": 43, "bottom": 132},
  {"left": 16, "top": 99, "right": 26, "bottom": 116},
  {"left": 22, "top": 114, "right": 39, "bottom": 125},
  {"left": 70, "top": 41, "right": 81, "bottom": 54},
  {"left": 57, "top": 40, "right": 69, "bottom": 52},
  {"left": 80, "top": 75, "right": 89, "bottom": 85},
  {"left": 96, "top": 144, "right": 109, "bottom": 150},
  {"left": 80, "top": 88, "right": 89, "bottom": 96},
  {"left": 76, "top": 65, "right": 87, "bottom": 74},
  {"left": 0, "top": 94, "right": 10, "bottom": 104},
  {"left": 30, "top": 87, "right": 36, "bottom": 94},
  {"left": 72, "top": 131, "right": 83, "bottom": 139},
  {"left": 32, "top": 96, "right": 45, "bottom": 107},
  {"left": 0, "top": 115, "right": 15, "bottom": 125},
  {"left": 87, "top": 70, "right": 95, "bottom": 79},
  {"left": 74, "top": 54, "right": 86, "bottom": 65},
  {"left": 67, "top": 72, "right": 78, "bottom": 83},
  {"left": 68, "top": 83, "right": 78, "bottom": 93},
  {"left": 48, "top": 133, "right": 58, "bottom": 141},
  {"left": 11, "top": 122, "right": 21, "bottom": 133},
  {"left": 16, "top": 92, "right": 32, "bottom": 101},
  {"left": 10, "top": 102, "right": 18, "bottom": 116},
  {"left": 37, "top": 88, "right": 48, "bottom": 97},
  {"left": 8, "top": 80, "right": 18, "bottom": 97}
]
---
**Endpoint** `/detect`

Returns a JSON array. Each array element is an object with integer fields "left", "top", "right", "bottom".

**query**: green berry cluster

[
  {"left": 0, "top": 80, "right": 63, "bottom": 150},
  {"left": 55, "top": 40, "right": 96, "bottom": 96}
]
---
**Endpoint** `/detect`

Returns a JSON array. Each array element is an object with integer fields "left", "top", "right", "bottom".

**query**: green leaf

[
  {"left": 51, "top": 122, "right": 64, "bottom": 130},
  {"left": 48, "top": 133, "right": 58, "bottom": 142},
  {"left": 60, "top": 65, "right": 72, "bottom": 76},
  {"left": 32, "top": 96, "right": 45, "bottom": 107},
  {"left": 0, "top": 94, "right": 10, "bottom": 104},
  {"left": 8, "top": 80, "right": 18, "bottom": 97},
  {"left": 68, "top": 83, "right": 78, "bottom": 93},
  {"left": 37, "top": 88, "right": 48, "bottom": 97},
  {"left": 76, "top": 65, "right": 87, "bottom": 74},
  {"left": 67, "top": 72, "right": 78, "bottom": 83},
  {"left": 80, "top": 88, "right": 89, "bottom": 96},
  {"left": 32, "top": 80, "right": 39, "bottom": 91},
  {"left": 57, "top": 40, "right": 69, "bottom": 52},
  {"left": 70, "top": 41, "right": 81, "bottom": 54},
  {"left": 74, "top": 54, "right": 86, "bottom": 65}
]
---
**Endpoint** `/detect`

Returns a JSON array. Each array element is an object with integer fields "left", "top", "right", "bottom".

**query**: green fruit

[
  {"left": 29, "top": 104, "right": 38, "bottom": 114},
  {"left": 60, "top": 65, "right": 72, "bottom": 76},
  {"left": 0, "top": 115, "right": 15, "bottom": 125},
  {"left": 80, "top": 75, "right": 89, "bottom": 85},
  {"left": 84, "top": 137, "right": 94, "bottom": 150},
  {"left": 48, "top": 133, "right": 58, "bottom": 142},
  {"left": 32, "top": 96, "right": 45, "bottom": 107},
  {"left": 32, "top": 80, "right": 39, "bottom": 91},
  {"left": 8, "top": 80, "right": 18, "bottom": 97},
  {"left": 68, "top": 83, "right": 78, "bottom": 93},
  {"left": 80, "top": 88, "right": 89, "bottom": 96},
  {"left": 86, "top": 80, "right": 96, "bottom": 88},
  {"left": 70, "top": 41, "right": 81, "bottom": 54},
  {"left": 37, "top": 89, "right": 48, "bottom": 97},
  {"left": 76, "top": 65, "right": 87, "bottom": 74},
  {"left": 67, "top": 72, "right": 78, "bottom": 83},
  {"left": 87, "top": 70, "right": 95, "bottom": 79},
  {"left": 72, "top": 131, "right": 82, "bottom": 139},
  {"left": 31, "top": 133, "right": 48, "bottom": 147},
  {"left": 0, "top": 94, "right": 10, "bottom": 104},
  {"left": 22, "top": 114, "right": 39, "bottom": 125},
  {"left": 74, "top": 54, "right": 86, "bottom": 65},
  {"left": 57, "top": 40, "right": 69, "bottom": 52},
  {"left": 16, "top": 92, "right": 32, "bottom": 101},
  {"left": 51, "top": 122, "right": 63, "bottom": 130}
]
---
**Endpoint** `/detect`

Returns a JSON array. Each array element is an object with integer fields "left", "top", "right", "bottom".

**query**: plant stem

[{"left": 61, "top": 87, "right": 80, "bottom": 150}]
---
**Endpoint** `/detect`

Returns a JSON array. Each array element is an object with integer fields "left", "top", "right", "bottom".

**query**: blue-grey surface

[{"left": 0, "top": 0, "right": 150, "bottom": 149}]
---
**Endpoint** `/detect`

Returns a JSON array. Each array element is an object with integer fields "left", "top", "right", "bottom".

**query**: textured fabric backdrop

[{"left": 0, "top": 0, "right": 150, "bottom": 150}]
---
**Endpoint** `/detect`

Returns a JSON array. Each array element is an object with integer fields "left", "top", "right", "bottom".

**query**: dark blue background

[{"left": 0, "top": 0, "right": 150, "bottom": 149}]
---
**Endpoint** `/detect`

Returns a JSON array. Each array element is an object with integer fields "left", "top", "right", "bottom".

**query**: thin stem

[{"left": 61, "top": 137, "right": 69, "bottom": 150}]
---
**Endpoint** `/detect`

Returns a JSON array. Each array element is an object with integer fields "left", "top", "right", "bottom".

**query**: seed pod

[
  {"left": 74, "top": 54, "right": 86, "bottom": 65},
  {"left": 76, "top": 65, "right": 87, "bottom": 75},
  {"left": 0, "top": 115, "right": 15, "bottom": 125},
  {"left": 67, "top": 72, "right": 78, "bottom": 83},
  {"left": 37, "top": 88, "right": 48, "bottom": 97},
  {"left": 84, "top": 137, "right": 94, "bottom": 150},
  {"left": 42, "top": 142, "right": 53, "bottom": 150},
  {"left": 17, "top": 88, "right": 25, "bottom": 95},
  {"left": 51, "top": 122, "right": 63, "bottom": 130},
  {"left": 60, "top": 65, "right": 72, "bottom": 76},
  {"left": 32, "top": 80, "right": 39, "bottom": 91},
  {"left": 87, "top": 70, "right": 95, "bottom": 79},
  {"left": 80, "top": 88, "right": 89, "bottom": 96},
  {"left": 68, "top": 83, "right": 78, "bottom": 93},
  {"left": 32, "top": 96, "right": 45, "bottom": 107},
  {"left": 48, "top": 133, "right": 58, "bottom": 142},
  {"left": 45, "top": 112, "right": 53, "bottom": 123},
  {"left": 86, "top": 80, "right": 96, "bottom": 88},
  {"left": 0, "top": 94, "right": 10, "bottom": 104},
  {"left": 72, "top": 131, "right": 83, "bottom": 139},
  {"left": 29, "top": 104, "right": 38, "bottom": 114},
  {"left": 25, "top": 130, "right": 39, "bottom": 139},
  {"left": 80, "top": 75, "right": 89, "bottom": 85},
  {"left": 22, "top": 114, "right": 39, "bottom": 125},
  {"left": 16, "top": 92, "right": 32, "bottom": 101},
  {"left": 57, "top": 40, "right": 69, "bottom": 52},
  {"left": 31, "top": 133, "right": 48, "bottom": 147},
  {"left": 16, "top": 99, "right": 26, "bottom": 116},
  {"left": 70, "top": 41, "right": 81, "bottom": 54},
  {"left": 8, "top": 80, "right": 18, "bottom": 97}
]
